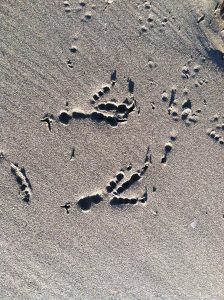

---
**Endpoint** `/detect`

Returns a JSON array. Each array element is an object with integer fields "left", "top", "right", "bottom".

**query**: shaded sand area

[{"left": 0, "top": 0, "right": 224, "bottom": 299}]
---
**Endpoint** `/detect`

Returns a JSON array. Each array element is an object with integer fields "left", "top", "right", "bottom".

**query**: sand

[{"left": 0, "top": 0, "right": 224, "bottom": 299}]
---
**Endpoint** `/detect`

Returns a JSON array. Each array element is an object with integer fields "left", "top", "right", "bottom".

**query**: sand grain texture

[{"left": 0, "top": 0, "right": 224, "bottom": 299}]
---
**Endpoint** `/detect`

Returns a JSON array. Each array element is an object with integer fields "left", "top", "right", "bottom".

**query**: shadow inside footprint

[
  {"left": 59, "top": 112, "right": 72, "bottom": 125},
  {"left": 110, "top": 188, "right": 147, "bottom": 207},
  {"left": 110, "top": 197, "right": 137, "bottom": 206},
  {"left": 77, "top": 194, "right": 103, "bottom": 211}
]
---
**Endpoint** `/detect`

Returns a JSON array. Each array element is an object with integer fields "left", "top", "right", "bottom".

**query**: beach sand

[{"left": 0, "top": 0, "right": 224, "bottom": 299}]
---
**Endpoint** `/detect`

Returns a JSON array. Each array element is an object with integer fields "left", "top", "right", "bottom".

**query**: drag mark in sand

[
  {"left": 0, "top": 153, "right": 32, "bottom": 204},
  {"left": 10, "top": 163, "right": 32, "bottom": 203}
]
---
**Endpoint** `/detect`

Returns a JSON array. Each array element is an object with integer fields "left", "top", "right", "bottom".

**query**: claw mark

[
  {"left": 70, "top": 148, "right": 75, "bottom": 160},
  {"left": 41, "top": 114, "right": 54, "bottom": 132},
  {"left": 61, "top": 202, "right": 71, "bottom": 214},
  {"left": 104, "top": 0, "right": 114, "bottom": 11},
  {"left": 197, "top": 14, "right": 205, "bottom": 24}
]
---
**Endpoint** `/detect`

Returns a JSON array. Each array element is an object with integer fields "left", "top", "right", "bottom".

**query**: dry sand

[{"left": 0, "top": 0, "right": 224, "bottom": 299}]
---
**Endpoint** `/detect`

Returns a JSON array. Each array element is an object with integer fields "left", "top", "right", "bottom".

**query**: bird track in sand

[
  {"left": 206, "top": 114, "right": 224, "bottom": 146},
  {"left": 61, "top": 147, "right": 151, "bottom": 213},
  {"left": 41, "top": 71, "right": 138, "bottom": 130}
]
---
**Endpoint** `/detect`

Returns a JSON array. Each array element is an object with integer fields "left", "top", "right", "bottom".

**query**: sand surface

[{"left": 0, "top": 0, "right": 224, "bottom": 299}]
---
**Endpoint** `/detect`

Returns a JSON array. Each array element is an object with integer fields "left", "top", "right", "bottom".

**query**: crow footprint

[
  {"left": 80, "top": 147, "right": 150, "bottom": 211},
  {"left": 61, "top": 147, "right": 151, "bottom": 213},
  {"left": 42, "top": 71, "right": 137, "bottom": 129}
]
